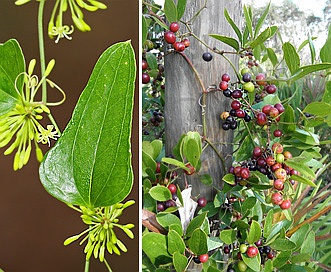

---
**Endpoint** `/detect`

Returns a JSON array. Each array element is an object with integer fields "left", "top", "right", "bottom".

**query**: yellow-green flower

[
  {"left": 64, "top": 200, "right": 135, "bottom": 262},
  {"left": 0, "top": 59, "right": 65, "bottom": 170},
  {"left": 15, "top": 0, "right": 107, "bottom": 43}
]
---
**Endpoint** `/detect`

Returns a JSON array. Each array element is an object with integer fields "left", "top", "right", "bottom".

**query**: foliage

[{"left": 142, "top": 0, "right": 331, "bottom": 271}]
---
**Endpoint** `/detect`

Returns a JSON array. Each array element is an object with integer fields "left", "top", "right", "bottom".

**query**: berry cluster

[
  {"left": 164, "top": 22, "right": 190, "bottom": 52},
  {"left": 142, "top": 109, "right": 164, "bottom": 136}
]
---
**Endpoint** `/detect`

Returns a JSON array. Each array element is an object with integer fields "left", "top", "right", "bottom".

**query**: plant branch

[{"left": 38, "top": 0, "right": 47, "bottom": 103}]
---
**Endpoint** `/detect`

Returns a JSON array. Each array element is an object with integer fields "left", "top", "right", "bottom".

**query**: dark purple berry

[
  {"left": 223, "top": 89, "right": 232, "bottom": 97},
  {"left": 242, "top": 73, "right": 252, "bottom": 82},
  {"left": 202, "top": 52, "right": 213, "bottom": 61}
]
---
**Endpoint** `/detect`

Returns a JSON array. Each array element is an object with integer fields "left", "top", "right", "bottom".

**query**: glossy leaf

[
  {"left": 247, "top": 220, "right": 262, "bottom": 245},
  {"left": 288, "top": 63, "right": 331, "bottom": 82},
  {"left": 39, "top": 41, "right": 136, "bottom": 207},
  {"left": 219, "top": 228, "right": 236, "bottom": 245},
  {"left": 142, "top": 15, "right": 148, "bottom": 45},
  {"left": 254, "top": 2, "right": 271, "bottom": 38},
  {"left": 222, "top": 173, "right": 235, "bottom": 185},
  {"left": 186, "top": 212, "right": 207, "bottom": 237},
  {"left": 149, "top": 186, "right": 172, "bottom": 202},
  {"left": 323, "top": 81, "right": 331, "bottom": 103},
  {"left": 303, "top": 102, "right": 331, "bottom": 117},
  {"left": 242, "top": 197, "right": 257, "bottom": 213},
  {"left": 300, "top": 230, "right": 315, "bottom": 255},
  {"left": 156, "top": 212, "right": 182, "bottom": 230},
  {"left": 242, "top": 253, "right": 261, "bottom": 271},
  {"left": 283, "top": 42, "right": 300, "bottom": 74},
  {"left": 0, "top": 39, "right": 25, "bottom": 116},
  {"left": 164, "top": 0, "right": 177, "bottom": 23},
  {"left": 176, "top": 0, "right": 187, "bottom": 20},
  {"left": 224, "top": 8, "right": 242, "bottom": 43},
  {"left": 267, "top": 47, "right": 278, "bottom": 67},
  {"left": 187, "top": 228, "right": 208, "bottom": 255},
  {"left": 142, "top": 233, "right": 172, "bottom": 266},
  {"left": 290, "top": 174, "right": 316, "bottom": 187},
  {"left": 146, "top": 52, "right": 158, "bottom": 70},
  {"left": 320, "top": 23, "right": 331, "bottom": 62},
  {"left": 270, "top": 238, "right": 296, "bottom": 251},
  {"left": 183, "top": 138, "right": 200, "bottom": 168},
  {"left": 250, "top": 26, "right": 277, "bottom": 48},
  {"left": 162, "top": 157, "right": 187, "bottom": 169},
  {"left": 243, "top": 5, "right": 253, "bottom": 40},
  {"left": 168, "top": 230, "right": 185, "bottom": 255},
  {"left": 209, "top": 34, "right": 240, "bottom": 52},
  {"left": 273, "top": 251, "right": 292, "bottom": 268},
  {"left": 173, "top": 252, "right": 188, "bottom": 272},
  {"left": 235, "top": 135, "right": 255, "bottom": 162}
]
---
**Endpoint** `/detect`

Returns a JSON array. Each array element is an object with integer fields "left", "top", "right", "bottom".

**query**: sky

[{"left": 243, "top": 0, "right": 325, "bottom": 17}]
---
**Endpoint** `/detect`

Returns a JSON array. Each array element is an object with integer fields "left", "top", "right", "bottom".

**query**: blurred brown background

[{"left": 0, "top": 1, "right": 139, "bottom": 271}]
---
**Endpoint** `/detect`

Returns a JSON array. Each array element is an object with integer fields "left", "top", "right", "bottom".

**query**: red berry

[
  {"left": 273, "top": 179, "right": 284, "bottom": 190},
  {"left": 275, "top": 168, "right": 287, "bottom": 181},
  {"left": 142, "top": 72, "right": 150, "bottom": 84},
  {"left": 265, "top": 155, "right": 275, "bottom": 166},
  {"left": 262, "top": 104, "right": 272, "bottom": 115},
  {"left": 199, "top": 254, "right": 209, "bottom": 263},
  {"left": 271, "top": 162, "right": 282, "bottom": 172},
  {"left": 255, "top": 239, "right": 263, "bottom": 247},
  {"left": 255, "top": 73, "right": 266, "bottom": 85},
  {"left": 246, "top": 246, "right": 258, "bottom": 258},
  {"left": 240, "top": 167, "right": 250, "bottom": 179},
  {"left": 266, "top": 84, "right": 277, "bottom": 94},
  {"left": 219, "top": 81, "right": 228, "bottom": 90},
  {"left": 142, "top": 59, "right": 148, "bottom": 70},
  {"left": 233, "top": 166, "right": 242, "bottom": 177},
  {"left": 236, "top": 109, "right": 245, "bottom": 118},
  {"left": 274, "top": 129, "right": 282, "bottom": 137},
  {"left": 271, "top": 192, "right": 283, "bottom": 205},
  {"left": 173, "top": 42, "right": 185, "bottom": 52},
  {"left": 232, "top": 89, "right": 243, "bottom": 98},
  {"left": 274, "top": 103, "right": 285, "bottom": 114},
  {"left": 168, "top": 184, "right": 177, "bottom": 194},
  {"left": 156, "top": 162, "right": 161, "bottom": 173},
  {"left": 157, "top": 202, "right": 165, "bottom": 211},
  {"left": 256, "top": 112, "right": 268, "bottom": 126},
  {"left": 272, "top": 143, "right": 283, "bottom": 154},
  {"left": 231, "top": 100, "right": 241, "bottom": 110},
  {"left": 169, "top": 22, "right": 180, "bottom": 33},
  {"left": 182, "top": 38, "right": 190, "bottom": 47},
  {"left": 184, "top": 163, "right": 195, "bottom": 175},
  {"left": 283, "top": 151, "right": 293, "bottom": 159},
  {"left": 222, "top": 73, "right": 231, "bottom": 82},
  {"left": 269, "top": 107, "right": 279, "bottom": 118},
  {"left": 197, "top": 197, "right": 207, "bottom": 207},
  {"left": 253, "top": 146, "right": 262, "bottom": 158},
  {"left": 267, "top": 252, "right": 275, "bottom": 259},
  {"left": 280, "top": 199, "right": 291, "bottom": 210},
  {"left": 164, "top": 31, "right": 176, "bottom": 44}
]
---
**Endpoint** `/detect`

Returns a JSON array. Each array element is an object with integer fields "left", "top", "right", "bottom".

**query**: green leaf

[
  {"left": 283, "top": 42, "right": 300, "bottom": 74},
  {"left": 142, "top": 233, "right": 172, "bottom": 266},
  {"left": 247, "top": 220, "right": 262, "bottom": 245},
  {"left": 156, "top": 212, "right": 182, "bottom": 230},
  {"left": 269, "top": 238, "right": 296, "bottom": 251},
  {"left": 222, "top": 173, "right": 235, "bottom": 185},
  {"left": 149, "top": 185, "right": 172, "bottom": 202},
  {"left": 164, "top": 0, "right": 177, "bottom": 23},
  {"left": 219, "top": 229, "right": 236, "bottom": 245},
  {"left": 264, "top": 259, "right": 273, "bottom": 272},
  {"left": 288, "top": 63, "right": 331, "bottom": 82},
  {"left": 187, "top": 229, "right": 208, "bottom": 255},
  {"left": 242, "top": 252, "right": 261, "bottom": 271},
  {"left": 243, "top": 5, "right": 253, "bottom": 41},
  {"left": 267, "top": 47, "right": 278, "bottom": 67},
  {"left": 323, "top": 81, "right": 331, "bottom": 103},
  {"left": 242, "top": 197, "right": 257, "bottom": 213},
  {"left": 207, "top": 237, "right": 223, "bottom": 251},
  {"left": 300, "top": 230, "right": 315, "bottom": 255},
  {"left": 290, "top": 174, "right": 316, "bottom": 187},
  {"left": 168, "top": 230, "right": 185, "bottom": 255},
  {"left": 142, "top": 15, "right": 148, "bottom": 45},
  {"left": 320, "top": 25, "right": 331, "bottom": 62},
  {"left": 280, "top": 105, "right": 295, "bottom": 133},
  {"left": 186, "top": 212, "right": 207, "bottom": 237},
  {"left": 303, "top": 102, "right": 331, "bottom": 117},
  {"left": 273, "top": 251, "right": 292, "bottom": 268},
  {"left": 209, "top": 34, "right": 240, "bottom": 52},
  {"left": 224, "top": 8, "right": 242, "bottom": 43},
  {"left": 183, "top": 138, "right": 200, "bottom": 168},
  {"left": 235, "top": 135, "right": 255, "bottom": 162},
  {"left": 39, "top": 41, "right": 135, "bottom": 207},
  {"left": 254, "top": 2, "right": 271, "bottom": 38},
  {"left": 146, "top": 52, "right": 158, "bottom": 70},
  {"left": 290, "top": 253, "right": 311, "bottom": 263},
  {"left": 0, "top": 39, "right": 25, "bottom": 116},
  {"left": 250, "top": 26, "right": 277, "bottom": 49},
  {"left": 173, "top": 252, "right": 188, "bottom": 272},
  {"left": 280, "top": 264, "right": 307, "bottom": 272},
  {"left": 169, "top": 224, "right": 183, "bottom": 237},
  {"left": 176, "top": 0, "right": 187, "bottom": 20},
  {"left": 162, "top": 157, "right": 187, "bottom": 169},
  {"left": 285, "top": 160, "right": 315, "bottom": 180}
]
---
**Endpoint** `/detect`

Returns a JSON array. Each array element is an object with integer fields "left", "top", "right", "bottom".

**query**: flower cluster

[
  {"left": 0, "top": 59, "right": 64, "bottom": 170},
  {"left": 15, "top": 0, "right": 107, "bottom": 43},
  {"left": 64, "top": 200, "right": 135, "bottom": 262}
]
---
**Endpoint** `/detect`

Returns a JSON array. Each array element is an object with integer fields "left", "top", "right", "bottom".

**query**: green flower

[
  {"left": 15, "top": 0, "right": 107, "bottom": 43},
  {"left": 64, "top": 200, "right": 135, "bottom": 262},
  {"left": 0, "top": 59, "right": 65, "bottom": 170}
]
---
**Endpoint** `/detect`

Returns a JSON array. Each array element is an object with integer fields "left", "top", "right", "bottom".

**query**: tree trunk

[{"left": 165, "top": 0, "right": 242, "bottom": 202}]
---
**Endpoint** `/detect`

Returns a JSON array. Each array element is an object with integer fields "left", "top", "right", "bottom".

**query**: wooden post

[{"left": 165, "top": 0, "right": 242, "bottom": 202}]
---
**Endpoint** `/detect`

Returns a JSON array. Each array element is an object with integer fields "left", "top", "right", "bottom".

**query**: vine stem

[
  {"left": 37, "top": 0, "right": 47, "bottom": 103},
  {"left": 84, "top": 258, "right": 90, "bottom": 272}
]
